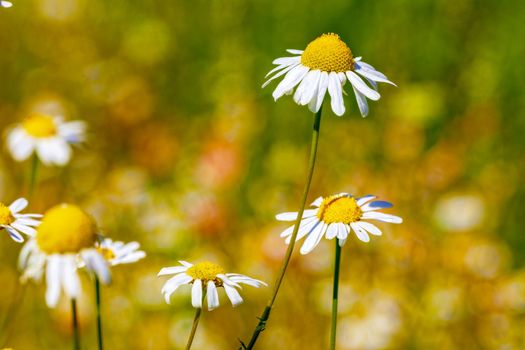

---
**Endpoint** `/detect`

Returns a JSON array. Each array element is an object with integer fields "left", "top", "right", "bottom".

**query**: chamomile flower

[
  {"left": 0, "top": 198, "right": 41, "bottom": 243},
  {"left": 18, "top": 204, "right": 111, "bottom": 308},
  {"left": 96, "top": 238, "right": 146, "bottom": 266},
  {"left": 158, "top": 261, "right": 267, "bottom": 311},
  {"left": 277, "top": 193, "right": 402, "bottom": 254},
  {"left": 6, "top": 113, "right": 86, "bottom": 166},
  {"left": 263, "top": 33, "right": 395, "bottom": 117}
]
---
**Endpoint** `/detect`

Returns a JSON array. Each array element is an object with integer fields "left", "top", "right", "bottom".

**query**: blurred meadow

[{"left": 2, "top": 0, "right": 525, "bottom": 349}]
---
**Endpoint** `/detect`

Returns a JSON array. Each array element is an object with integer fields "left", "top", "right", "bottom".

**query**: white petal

[
  {"left": 356, "top": 195, "right": 376, "bottom": 206},
  {"left": 326, "top": 224, "right": 338, "bottom": 240},
  {"left": 46, "top": 255, "right": 63, "bottom": 308},
  {"left": 62, "top": 256, "right": 80, "bottom": 299},
  {"left": 262, "top": 63, "right": 299, "bottom": 88},
  {"left": 207, "top": 282, "right": 220, "bottom": 311},
  {"left": 350, "top": 222, "right": 370, "bottom": 242},
  {"left": 337, "top": 223, "right": 348, "bottom": 240},
  {"left": 7, "top": 128, "right": 35, "bottom": 161},
  {"left": 286, "top": 49, "right": 303, "bottom": 54},
  {"left": 179, "top": 260, "right": 193, "bottom": 267},
  {"left": 357, "top": 221, "right": 382, "bottom": 236},
  {"left": 362, "top": 200, "right": 393, "bottom": 212},
  {"left": 352, "top": 86, "right": 369, "bottom": 117},
  {"left": 5, "top": 226, "right": 24, "bottom": 242},
  {"left": 10, "top": 223, "right": 36, "bottom": 236},
  {"left": 224, "top": 284, "right": 243, "bottom": 307},
  {"left": 272, "top": 65, "right": 309, "bottom": 100},
  {"left": 191, "top": 279, "right": 203, "bottom": 308},
  {"left": 361, "top": 212, "right": 403, "bottom": 224},
  {"left": 9, "top": 198, "right": 28, "bottom": 213},
  {"left": 300, "top": 223, "right": 326, "bottom": 254},
  {"left": 162, "top": 274, "right": 193, "bottom": 304},
  {"left": 158, "top": 265, "right": 188, "bottom": 276},
  {"left": 82, "top": 249, "right": 112, "bottom": 285},
  {"left": 355, "top": 67, "right": 396, "bottom": 86},
  {"left": 275, "top": 209, "right": 317, "bottom": 222},
  {"left": 272, "top": 56, "right": 301, "bottom": 65},
  {"left": 346, "top": 71, "right": 380, "bottom": 101},
  {"left": 327, "top": 72, "right": 345, "bottom": 116}
]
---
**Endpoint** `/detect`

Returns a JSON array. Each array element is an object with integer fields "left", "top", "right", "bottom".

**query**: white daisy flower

[
  {"left": 96, "top": 238, "right": 146, "bottom": 266},
  {"left": 277, "top": 193, "right": 403, "bottom": 254},
  {"left": 6, "top": 113, "right": 86, "bottom": 166},
  {"left": 1, "top": 1, "right": 13, "bottom": 8},
  {"left": 0, "top": 198, "right": 42, "bottom": 243},
  {"left": 263, "top": 33, "right": 396, "bottom": 117},
  {"left": 158, "top": 261, "right": 267, "bottom": 311},
  {"left": 18, "top": 204, "right": 111, "bottom": 308}
]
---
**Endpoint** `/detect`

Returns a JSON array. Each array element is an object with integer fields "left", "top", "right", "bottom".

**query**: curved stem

[
  {"left": 186, "top": 307, "right": 203, "bottom": 350},
  {"left": 95, "top": 277, "right": 104, "bottom": 350},
  {"left": 71, "top": 298, "right": 80, "bottom": 350},
  {"left": 243, "top": 107, "right": 323, "bottom": 350},
  {"left": 329, "top": 241, "right": 342, "bottom": 350}
]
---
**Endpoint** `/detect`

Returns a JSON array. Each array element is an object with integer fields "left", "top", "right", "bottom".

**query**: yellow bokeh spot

[
  {"left": 0, "top": 202, "right": 15, "bottom": 226},
  {"left": 37, "top": 204, "right": 97, "bottom": 254},
  {"left": 301, "top": 33, "right": 354, "bottom": 73},
  {"left": 317, "top": 194, "right": 362, "bottom": 224},
  {"left": 186, "top": 261, "right": 225, "bottom": 282},
  {"left": 22, "top": 113, "right": 57, "bottom": 138}
]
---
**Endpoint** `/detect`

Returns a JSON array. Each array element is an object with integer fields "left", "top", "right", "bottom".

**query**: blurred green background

[{"left": 1, "top": 0, "right": 525, "bottom": 349}]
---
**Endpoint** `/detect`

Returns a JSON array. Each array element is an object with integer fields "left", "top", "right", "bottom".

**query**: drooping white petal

[
  {"left": 326, "top": 224, "right": 338, "bottom": 240},
  {"left": 272, "top": 65, "right": 309, "bottom": 100},
  {"left": 191, "top": 279, "right": 203, "bottom": 308},
  {"left": 62, "top": 256, "right": 80, "bottom": 299},
  {"left": 350, "top": 222, "right": 370, "bottom": 242},
  {"left": 207, "top": 282, "right": 220, "bottom": 311},
  {"left": 352, "top": 85, "right": 369, "bottom": 117},
  {"left": 10, "top": 223, "right": 36, "bottom": 236},
  {"left": 357, "top": 221, "right": 382, "bottom": 236},
  {"left": 81, "top": 249, "right": 112, "bottom": 285},
  {"left": 263, "top": 63, "right": 299, "bottom": 88},
  {"left": 300, "top": 223, "right": 326, "bottom": 254},
  {"left": 327, "top": 72, "right": 345, "bottom": 116},
  {"left": 45, "top": 255, "right": 63, "bottom": 308},
  {"left": 7, "top": 128, "right": 35, "bottom": 161},
  {"left": 224, "top": 284, "right": 243, "bottom": 307},
  {"left": 309, "top": 71, "right": 329, "bottom": 113},
  {"left": 355, "top": 66, "right": 396, "bottom": 86},
  {"left": 5, "top": 226, "right": 24, "bottom": 242},
  {"left": 162, "top": 274, "right": 192, "bottom": 304},
  {"left": 346, "top": 71, "right": 380, "bottom": 101}
]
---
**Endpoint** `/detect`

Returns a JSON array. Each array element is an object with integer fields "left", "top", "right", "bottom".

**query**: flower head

[
  {"left": 158, "top": 261, "right": 267, "bottom": 311},
  {"left": 0, "top": 198, "right": 42, "bottom": 243},
  {"left": 6, "top": 113, "right": 86, "bottom": 166},
  {"left": 277, "top": 193, "right": 402, "bottom": 254},
  {"left": 263, "top": 33, "right": 395, "bottom": 117},
  {"left": 96, "top": 238, "right": 146, "bottom": 266},
  {"left": 19, "top": 204, "right": 111, "bottom": 308}
]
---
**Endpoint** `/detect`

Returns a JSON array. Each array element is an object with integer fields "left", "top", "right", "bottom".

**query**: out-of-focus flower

[
  {"left": 0, "top": 198, "right": 42, "bottom": 242},
  {"left": 158, "top": 261, "right": 266, "bottom": 310},
  {"left": 434, "top": 194, "right": 485, "bottom": 232},
  {"left": 18, "top": 204, "right": 111, "bottom": 308},
  {"left": 263, "top": 33, "right": 395, "bottom": 116},
  {"left": 276, "top": 193, "right": 402, "bottom": 254},
  {"left": 0, "top": 1, "right": 12, "bottom": 8},
  {"left": 96, "top": 238, "right": 146, "bottom": 266},
  {"left": 6, "top": 113, "right": 86, "bottom": 166}
]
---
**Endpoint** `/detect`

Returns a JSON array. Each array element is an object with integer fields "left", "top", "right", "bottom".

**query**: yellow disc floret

[
  {"left": 36, "top": 204, "right": 97, "bottom": 254},
  {"left": 98, "top": 247, "right": 116, "bottom": 261},
  {"left": 22, "top": 113, "right": 57, "bottom": 138},
  {"left": 186, "top": 261, "right": 225, "bottom": 284},
  {"left": 301, "top": 33, "right": 354, "bottom": 73},
  {"left": 317, "top": 194, "right": 362, "bottom": 224},
  {"left": 0, "top": 203, "right": 15, "bottom": 226}
]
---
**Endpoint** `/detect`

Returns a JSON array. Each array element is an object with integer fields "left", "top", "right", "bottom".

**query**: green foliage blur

[{"left": 1, "top": 0, "right": 525, "bottom": 349}]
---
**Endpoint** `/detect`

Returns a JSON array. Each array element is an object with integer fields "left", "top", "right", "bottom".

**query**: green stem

[
  {"left": 330, "top": 241, "right": 342, "bottom": 350},
  {"left": 243, "top": 107, "right": 323, "bottom": 350},
  {"left": 186, "top": 291, "right": 207, "bottom": 350},
  {"left": 95, "top": 278, "right": 104, "bottom": 350},
  {"left": 28, "top": 153, "right": 39, "bottom": 201},
  {"left": 71, "top": 298, "right": 80, "bottom": 350}
]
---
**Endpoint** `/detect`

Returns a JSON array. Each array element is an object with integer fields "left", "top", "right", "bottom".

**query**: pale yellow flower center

[
  {"left": 186, "top": 261, "right": 225, "bottom": 283},
  {"left": 36, "top": 204, "right": 97, "bottom": 254},
  {"left": 0, "top": 203, "right": 15, "bottom": 226},
  {"left": 301, "top": 33, "right": 354, "bottom": 73},
  {"left": 22, "top": 114, "right": 57, "bottom": 138},
  {"left": 317, "top": 195, "right": 362, "bottom": 224},
  {"left": 98, "top": 247, "right": 116, "bottom": 261}
]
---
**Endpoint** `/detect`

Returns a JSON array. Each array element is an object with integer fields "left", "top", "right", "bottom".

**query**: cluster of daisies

[{"left": 1, "top": 32, "right": 402, "bottom": 348}]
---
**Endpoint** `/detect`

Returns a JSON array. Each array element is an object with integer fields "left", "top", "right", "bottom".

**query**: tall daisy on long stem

[
  {"left": 242, "top": 33, "right": 395, "bottom": 349},
  {"left": 19, "top": 204, "right": 111, "bottom": 350},
  {"left": 276, "top": 192, "right": 402, "bottom": 349},
  {"left": 158, "top": 261, "right": 266, "bottom": 350},
  {"left": 88, "top": 238, "right": 145, "bottom": 350}
]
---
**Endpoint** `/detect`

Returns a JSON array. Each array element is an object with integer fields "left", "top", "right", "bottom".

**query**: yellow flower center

[
  {"left": 186, "top": 261, "right": 225, "bottom": 283},
  {"left": 22, "top": 114, "right": 57, "bottom": 138},
  {"left": 317, "top": 194, "right": 362, "bottom": 224},
  {"left": 0, "top": 203, "right": 15, "bottom": 226},
  {"left": 301, "top": 33, "right": 354, "bottom": 73},
  {"left": 36, "top": 204, "right": 97, "bottom": 254},
  {"left": 98, "top": 247, "right": 116, "bottom": 261}
]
